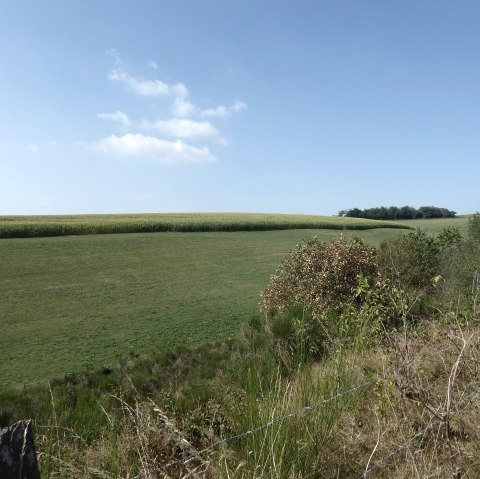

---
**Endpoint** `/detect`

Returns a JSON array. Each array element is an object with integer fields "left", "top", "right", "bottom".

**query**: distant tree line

[{"left": 338, "top": 206, "right": 456, "bottom": 220}]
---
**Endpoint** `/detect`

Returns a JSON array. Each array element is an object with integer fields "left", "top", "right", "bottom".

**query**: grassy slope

[
  {"left": 1, "top": 216, "right": 466, "bottom": 386},
  {"left": 0, "top": 213, "right": 408, "bottom": 238},
  {"left": 0, "top": 228, "right": 404, "bottom": 386},
  {"left": 394, "top": 216, "right": 470, "bottom": 235}
]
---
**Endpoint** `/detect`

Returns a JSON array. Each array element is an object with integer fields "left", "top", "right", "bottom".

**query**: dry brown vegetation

[{"left": 32, "top": 317, "right": 480, "bottom": 478}]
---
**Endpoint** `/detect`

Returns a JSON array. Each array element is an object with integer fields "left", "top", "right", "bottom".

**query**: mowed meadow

[{"left": 0, "top": 213, "right": 468, "bottom": 386}]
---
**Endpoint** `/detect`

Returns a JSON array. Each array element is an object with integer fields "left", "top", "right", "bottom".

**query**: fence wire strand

[
  {"left": 359, "top": 379, "right": 480, "bottom": 478},
  {"left": 147, "top": 342, "right": 456, "bottom": 475}
]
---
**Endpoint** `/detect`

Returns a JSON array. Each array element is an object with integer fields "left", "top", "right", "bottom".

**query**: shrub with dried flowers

[{"left": 260, "top": 236, "right": 378, "bottom": 319}]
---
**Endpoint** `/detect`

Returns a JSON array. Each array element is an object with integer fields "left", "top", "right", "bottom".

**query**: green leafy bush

[
  {"left": 468, "top": 212, "right": 480, "bottom": 243},
  {"left": 437, "top": 214, "right": 480, "bottom": 313},
  {"left": 437, "top": 226, "right": 463, "bottom": 250},
  {"left": 377, "top": 230, "right": 441, "bottom": 289}
]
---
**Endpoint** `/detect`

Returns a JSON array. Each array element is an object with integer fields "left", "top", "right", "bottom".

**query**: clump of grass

[{"left": 220, "top": 345, "right": 362, "bottom": 478}]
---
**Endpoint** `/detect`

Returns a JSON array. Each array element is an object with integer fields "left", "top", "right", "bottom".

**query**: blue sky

[{"left": 1, "top": 0, "right": 479, "bottom": 215}]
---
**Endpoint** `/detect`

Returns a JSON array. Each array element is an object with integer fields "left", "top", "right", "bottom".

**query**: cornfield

[{"left": 0, "top": 213, "right": 409, "bottom": 238}]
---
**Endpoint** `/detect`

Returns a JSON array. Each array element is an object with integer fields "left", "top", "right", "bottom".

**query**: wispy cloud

[
  {"left": 142, "top": 118, "right": 224, "bottom": 142},
  {"left": 97, "top": 110, "right": 131, "bottom": 127},
  {"left": 106, "top": 49, "right": 189, "bottom": 98},
  {"left": 108, "top": 70, "right": 175, "bottom": 96},
  {"left": 105, "top": 48, "right": 123, "bottom": 65},
  {"left": 171, "top": 97, "right": 247, "bottom": 120},
  {"left": 201, "top": 100, "right": 247, "bottom": 118},
  {"left": 92, "top": 133, "right": 216, "bottom": 164}
]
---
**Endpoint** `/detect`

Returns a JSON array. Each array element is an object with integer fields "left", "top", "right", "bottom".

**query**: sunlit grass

[{"left": 394, "top": 215, "right": 470, "bottom": 235}]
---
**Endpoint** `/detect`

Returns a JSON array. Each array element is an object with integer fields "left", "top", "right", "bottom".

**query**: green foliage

[
  {"left": 378, "top": 229, "right": 441, "bottom": 289},
  {"left": 467, "top": 212, "right": 480, "bottom": 243},
  {"left": 437, "top": 214, "right": 480, "bottom": 312},
  {"left": 267, "top": 306, "right": 327, "bottom": 368},
  {"left": 340, "top": 205, "right": 456, "bottom": 220},
  {"left": 317, "top": 273, "right": 408, "bottom": 353},
  {"left": 354, "top": 274, "right": 407, "bottom": 326},
  {"left": 378, "top": 221, "right": 478, "bottom": 316},
  {"left": 418, "top": 205, "right": 456, "bottom": 219},
  {"left": 437, "top": 226, "right": 463, "bottom": 250}
]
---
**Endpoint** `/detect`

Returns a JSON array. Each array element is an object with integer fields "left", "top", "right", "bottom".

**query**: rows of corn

[{"left": 0, "top": 213, "right": 410, "bottom": 238}]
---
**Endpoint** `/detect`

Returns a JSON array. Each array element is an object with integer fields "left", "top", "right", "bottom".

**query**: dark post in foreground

[{"left": 0, "top": 420, "right": 41, "bottom": 479}]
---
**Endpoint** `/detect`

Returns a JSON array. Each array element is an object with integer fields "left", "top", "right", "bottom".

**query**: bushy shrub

[
  {"left": 438, "top": 215, "right": 480, "bottom": 313},
  {"left": 468, "top": 212, "right": 480, "bottom": 243},
  {"left": 436, "top": 226, "right": 463, "bottom": 251},
  {"left": 377, "top": 230, "right": 441, "bottom": 289},
  {"left": 260, "top": 236, "right": 377, "bottom": 319},
  {"left": 378, "top": 224, "right": 478, "bottom": 316},
  {"left": 259, "top": 237, "right": 411, "bottom": 362}
]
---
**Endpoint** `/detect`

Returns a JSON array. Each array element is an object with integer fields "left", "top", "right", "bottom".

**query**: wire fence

[
  {"left": 359, "top": 378, "right": 480, "bottom": 478},
  {"left": 139, "top": 341, "right": 458, "bottom": 476}
]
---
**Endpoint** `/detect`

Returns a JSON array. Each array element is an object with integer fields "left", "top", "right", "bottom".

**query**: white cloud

[
  {"left": 142, "top": 118, "right": 224, "bottom": 142},
  {"left": 201, "top": 100, "right": 247, "bottom": 118},
  {"left": 172, "top": 96, "right": 196, "bottom": 117},
  {"left": 108, "top": 69, "right": 189, "bottom": 99},
  {"left": 233, "top": 100, "right": 247, "bottom": 112},
  {"left": 171, "top": 95, "right": 246, "bottom": 121},
  {"left": 28, "top": 144, "right": 39, "bottom": 153},
  {"left": 92, "top": 133, "right": 216, "bottom": 164},
  {"left": 100, "top": 52, "right": 245, "bottom": 165},
  {"left": 97, "top": 110, "right": 131, "bottom": 127},
  {"left": 172, "top": 83, "right": 188, "bottom": 98},
  {"left": 108, "top": 70, "right": 171, "bottom": 96}
]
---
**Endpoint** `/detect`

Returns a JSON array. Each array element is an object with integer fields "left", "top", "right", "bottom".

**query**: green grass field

[
  {"left": 395, "top": 216, "right": 470, "bottom": 235},
  {"left": 1, "top": 227, "right": 408, "bottom": 386},
  {"left": 1, "top": 216, "right": 470, "bottom": 386},
  {"left": 0, "top": 212, "right": 407, "bottom": 238}
]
